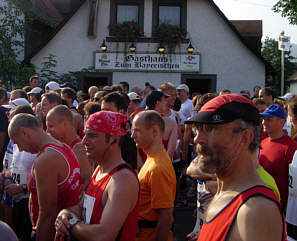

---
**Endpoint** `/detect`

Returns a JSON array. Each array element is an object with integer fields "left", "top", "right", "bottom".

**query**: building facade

[{"left": 23, "top": 0, "right": 267, "bottom": 94}]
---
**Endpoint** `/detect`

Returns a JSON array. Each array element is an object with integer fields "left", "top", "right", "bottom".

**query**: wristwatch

[{"left": 68, "top": 217, "right": 80, "bottom": 233}]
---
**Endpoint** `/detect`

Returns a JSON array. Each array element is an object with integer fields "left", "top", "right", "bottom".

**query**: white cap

[
  {"left": 279, "top": 93, "right": 294, "bottom": 100},
  {"left": 45, "top": 81, "right": 60, "bottom": 91},
  {"left": 128, "top": 92, "right": 141, "bottom": 101},
  {"left": 2, "top": 98, "right": 30, "bottom": 109},
  {"left": 177, "top": 84, "right": 189, "bottom": 93},
  {"left": 28, "top": 87, "right": 43, "bottom": 95}
]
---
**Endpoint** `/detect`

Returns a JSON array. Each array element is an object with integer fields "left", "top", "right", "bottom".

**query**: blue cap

[{"left": 260, "top": 104, "right": 286, "bottom": 120}]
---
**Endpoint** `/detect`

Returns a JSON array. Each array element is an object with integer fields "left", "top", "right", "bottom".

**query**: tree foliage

[
  {"left": 273, "top": 0, "right": 297, "bottom": 25},
  {"left": 0, "top": 1, "right": 35, "bottom": 89},
  {"left": 261, "top": 36, "right": 297, "bottom": 95}
]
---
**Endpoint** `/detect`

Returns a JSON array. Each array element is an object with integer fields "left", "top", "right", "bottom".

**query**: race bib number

[
  {"left": 82, "top": 193, "right": 95, "bottom": 224},
  {"left": 12, "top": 165, "right": 27, "bottom": 184}
]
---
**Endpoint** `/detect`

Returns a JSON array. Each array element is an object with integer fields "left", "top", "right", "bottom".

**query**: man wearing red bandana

[{"left": 55, "top": 111, "right": 140, "bottom": 241}]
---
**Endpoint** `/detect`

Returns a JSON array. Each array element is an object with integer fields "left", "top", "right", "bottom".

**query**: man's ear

[{"left": 240, "top": 129, "right": 254, "bottom": 148}]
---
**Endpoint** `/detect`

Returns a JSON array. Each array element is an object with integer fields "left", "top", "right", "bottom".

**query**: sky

[{"left": 213, "top": 0, "right": 297, "bottom": 44}]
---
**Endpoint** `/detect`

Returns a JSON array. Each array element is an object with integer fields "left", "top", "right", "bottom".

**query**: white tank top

[
  {"left": 11, "top": 144, "right": 36, "bottom": 198},
  {"left": 286, "top": 150, "right": 297, "bottom": 228}
]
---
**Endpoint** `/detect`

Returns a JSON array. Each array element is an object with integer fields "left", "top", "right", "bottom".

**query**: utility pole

[{"left": 278, "top": 32, "right": 291, "bottom": 96}]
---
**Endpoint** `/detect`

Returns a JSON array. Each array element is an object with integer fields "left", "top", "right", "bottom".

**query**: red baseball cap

[
  {"left": 186, "top": 94, "right": 260, "bottom": 125},
  {"left": 85, "top": 111, "right": 128, "bottom": 136}
]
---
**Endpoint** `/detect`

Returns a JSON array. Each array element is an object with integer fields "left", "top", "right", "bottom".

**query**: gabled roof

[
  {"left": 208, "top": 0, "right": 274, "bottom": 75},
  {"left": 23, "top": 0, "right": 275, "bottom": 75},
  {"left": 23, "top": 0, "right": 86, "bottom": 63}
]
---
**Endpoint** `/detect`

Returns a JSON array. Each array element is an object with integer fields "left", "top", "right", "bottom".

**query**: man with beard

[{"left": 187, "top": 94, "right": 285, "bottom": 241}]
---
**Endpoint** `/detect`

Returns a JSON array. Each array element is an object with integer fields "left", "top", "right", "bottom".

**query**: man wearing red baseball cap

[
  {"left": 55, "top": 111, "right": 139, "bottom": 241},
  {"left": 186, "top": 94, "right": 285, "bottom": 241}
]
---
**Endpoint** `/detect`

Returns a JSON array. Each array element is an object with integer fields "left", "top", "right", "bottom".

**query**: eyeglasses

[
  {"left": 192, "top": 123, "right": 246, "bottom": 135},
  {"left": 192, "top": 124, "right": 216, "bottom": 134}
]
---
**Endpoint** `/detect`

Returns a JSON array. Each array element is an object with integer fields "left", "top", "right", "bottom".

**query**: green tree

[
  {"left": 0, "top": 1, "right": 35, "bottom": 89},
  {"left": 262, "top": 36, "right": 297, "bottom": 95},
  {"left": 38, "top": 54, "right": 60, "bottom": 87},
  {"left": 273, "top": 0, "right": 297, "bottom": 25}
]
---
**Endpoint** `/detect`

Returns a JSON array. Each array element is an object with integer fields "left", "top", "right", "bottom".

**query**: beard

[{"left": 196, "top": 144, "right": 232, "bottom": 175}]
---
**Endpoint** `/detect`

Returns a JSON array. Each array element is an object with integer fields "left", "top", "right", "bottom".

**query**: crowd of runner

[{"left": 0, "top": 76, "right": 297, "bottom": 241}]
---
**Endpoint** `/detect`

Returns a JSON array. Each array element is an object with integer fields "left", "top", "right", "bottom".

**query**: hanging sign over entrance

[{"left": 94, "top": 52, "right": 200, "bottom": 72}]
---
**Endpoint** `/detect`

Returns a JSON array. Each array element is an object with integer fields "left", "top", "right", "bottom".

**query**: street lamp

[
  {"left": 129, "top": 42, "right": 136, "bottom": 52},
  {"left": 158, "top": 43, "right": 165, "bottom": 53},
  {"left": 100, "top": 39, "right": 107, "bottom": 52},
  {"left": 187, "top": 42, "right": 194, "bottom": 54}
]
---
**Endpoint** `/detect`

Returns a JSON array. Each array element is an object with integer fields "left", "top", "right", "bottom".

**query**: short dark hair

[
  {"left": 77, "top": 91, "right": 89, "bottom": 101},
  {"left": 119, "top": 81, "right": 129, "bottom": 91},
  {"left": 111, "top": 85, "right": 123, "bottom": 92},
  {"left": 11, "top": 89, "right": 28, "bottom": 100},
  {"left": 10, "top": 105, "right": 35, "bottom": 116},
  {"left": 42, "top": 92, "right": 62, "bottom": 105},
  {"left": 253, "top": 85, "right": 261, "bottom": 91},
  {"left": 252, "top": 98, "right": 266, "bottom": 106},
  {"left": 61, "top": 87, "right": 76, "bottom": 101},
  {"left": 262, "top": 87, "right": 273, "bottom": 97},
  {"left": 22, "top": 86, "right": 32, "bottom": 93},
  {"left": 103, "top": 92, "right": 129, "bottom": 112},
  {"left": 29, "top": 75, "right": 38, "bottom": 83},
  {"left": 84, "top": 102, "right": 101, "bottom": 116}
]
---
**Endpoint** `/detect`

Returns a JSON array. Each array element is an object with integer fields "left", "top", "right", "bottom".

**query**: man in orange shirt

[{"left": 131, "top": 110, "right": 176, "bottom": 241}]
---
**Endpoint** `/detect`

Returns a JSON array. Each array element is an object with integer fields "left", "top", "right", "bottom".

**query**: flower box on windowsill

[
  {"left": 108, "top": 21, "right": 143, "bottom": 42},
  {"left": 106, "top": 36, "right": 189, "bottom": 43}
]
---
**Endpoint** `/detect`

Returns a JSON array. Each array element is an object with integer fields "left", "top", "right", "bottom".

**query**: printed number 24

[{"left": 12, "top": 173, "right": 20, "bottom": 184}]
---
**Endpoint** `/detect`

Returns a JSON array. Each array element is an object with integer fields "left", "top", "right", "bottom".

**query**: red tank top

[
  {"left": 70, "top": 138, "right": 81, "bottom": 149},
  {"left": 29, "top": 143, "right": 82, "bottom": 228},
  {"left": 84, "top": 163, "right": 139, "bottom": 241},
  {"left": 198, "top": 185, "right": 286, "bottom": 241}
]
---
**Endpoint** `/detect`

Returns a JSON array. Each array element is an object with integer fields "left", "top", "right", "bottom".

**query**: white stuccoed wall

[{"left": 31, "top": 0, "right": 265, "bottom": 93}]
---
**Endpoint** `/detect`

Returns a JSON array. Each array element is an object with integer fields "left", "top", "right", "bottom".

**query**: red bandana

[{"left": 85, "top": 111, "right": 128, "bottom": 136}]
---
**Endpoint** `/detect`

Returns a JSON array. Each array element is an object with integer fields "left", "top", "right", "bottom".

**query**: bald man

[
  {"left": 46, "top": 105, "right": 93, "bottom": 186},
  {"left": 8, "top": 114, "right": 82, "bottom": 241},
  {"left": 132, "top": 111, "right": 176, "bottom": 241}
]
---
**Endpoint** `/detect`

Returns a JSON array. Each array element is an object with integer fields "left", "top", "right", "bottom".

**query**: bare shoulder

[
  {"left": 34, "top": 148, "right": 65, "bottom": 173},
  {"left": 230, "top": 196, "right": 283, "bottom": 241},
  {"left": 108, "top": 168, "right": 139, "bottom": 194}
]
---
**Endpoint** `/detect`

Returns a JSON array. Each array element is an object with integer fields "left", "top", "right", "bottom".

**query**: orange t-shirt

[{"left": 136, "top": 148, "right": 176, "bottom": 241}]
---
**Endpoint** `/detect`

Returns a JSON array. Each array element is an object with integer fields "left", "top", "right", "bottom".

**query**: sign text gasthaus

[{"left": 94, "top": 52, "right": 200, "bottom": 72}]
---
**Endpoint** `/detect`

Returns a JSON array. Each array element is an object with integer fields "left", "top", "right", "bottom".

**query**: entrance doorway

[
  {"left": 181, "top": 74, "right": 217, "bottom": 97},
  {"left": 82, "top": 72, "right": 112, "bottom": 93}
]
